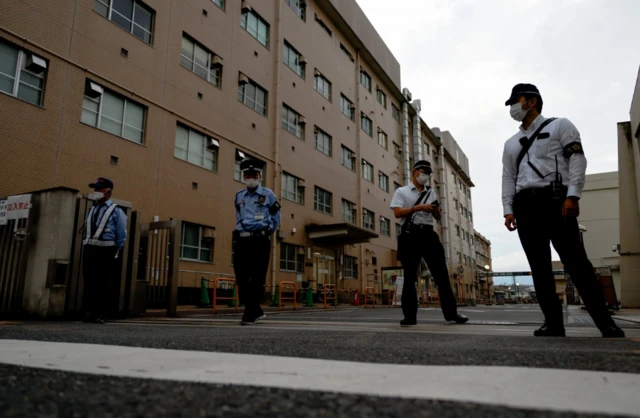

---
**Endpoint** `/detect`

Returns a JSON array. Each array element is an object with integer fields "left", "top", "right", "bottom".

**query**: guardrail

[
  {"left": 279, "top": 281, "right": 297, "bottom": 311},
  {"left": 324, "top": 284, "right": 337, "bottom": 309},
  {"left": 212, "top": 278, "right": 238, "bottom": 314},
  {"left": 364, "top": 287, "right": 375, "bottom": 309}
]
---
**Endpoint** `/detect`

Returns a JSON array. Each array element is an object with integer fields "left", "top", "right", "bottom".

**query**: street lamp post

[{"left": 516, "top": 282, "right": 520, "bottom": 301}]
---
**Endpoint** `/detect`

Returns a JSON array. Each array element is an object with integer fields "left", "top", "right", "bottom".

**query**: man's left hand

[{"left": 562, "top": 197, "right": 580, "bottom": 218}]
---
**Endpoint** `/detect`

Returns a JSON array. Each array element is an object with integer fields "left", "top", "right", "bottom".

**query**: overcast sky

[{"left": 356, "top": 0, "right": 640, "bottom": 285}]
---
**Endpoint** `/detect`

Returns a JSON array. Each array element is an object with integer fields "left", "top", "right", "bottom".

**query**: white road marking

[{"left": 0, "top": 340, "right": 638, "bottom": 416}]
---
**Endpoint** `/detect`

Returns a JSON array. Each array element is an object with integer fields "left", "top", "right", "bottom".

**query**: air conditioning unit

[
  {"left": 202, "top": 228, "right": 216, "bottom": 240},
  {"left": 298, "top": 116, "right": 306, "bottom": 125},
  {"left": 277, "top": 230, "right": 286, "bottom": 240},
  {"left": 298, "top": 179, "right": 306, "bottom": 188},
  {"left": 206, "top": 137, "right": 220, "bottom": 150},
  {"left": 314, "top": 69, "right": 321, "bottom": 77},
  {"left": 84, "top": 80, "right": 104, "bottom": 98},
  {"left": 238, "top": 73, "right": 249, "bottom": 85},
  {"left": 26, "top": 53, "right": 47, "bottom": 73},
  {"left": 402, "top": 87, "right": 412, "bottom": 102},
  {"left": 349, "top": 103, "right": 356, "bottom": 110},
  {"left": 299, "top": 55, "right": 307, "bottom": 65},
  {"left": 211, "top": 55, "right": 223, "bottom": 68},
  {"left": 241, "top": 0, "right": 252, "bottom": 13}
]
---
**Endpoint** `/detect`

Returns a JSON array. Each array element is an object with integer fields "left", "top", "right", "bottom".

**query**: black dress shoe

[
  {"left": 445, "top": 313, "right": 469, "bottom": 324},
  {"left": 600, "top": 324, "right": 625, "bottom": 338},
  {"left": 94, "top": 318, "right": 106, "bottom": 324},
  {"left": 400, "top": 319, "right": 417, "bottom": 327},
  {"left": 534, "top": 323, "right": 565, "bottom": 337}
]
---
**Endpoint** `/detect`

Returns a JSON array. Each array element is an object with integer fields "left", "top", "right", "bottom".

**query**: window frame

[
  {"left": 362, "top": 209, "right": 375, "bottom": 231},
  {"left": 94, "top": 0, "right": 155, "bottom": 45},
  {"left": 280, "top": 242, "right": 304, "bottom": 273},
  {"left": 342, "top": 199, "right": 356, "bottom": 224},
  {"left": 282, "top": 103, "right": 304, "bottom": 139},
  {"left": 174, "top": 122, "right": 218, "bottom": 172},
  {"left": 359, "top": 69, "right": 371, "bottom": 92},
  {"left": 314, "top": 186, "right": 332, "bottom": 215},
  {"left": 0, "top": 41, "right": 47, "bottom": 107},
  {"left": 340, "top": 94, "right": 355, "bottom": 121},
  {"left": 341, "top": 145, "right": 355, "bottom": 171},
  {"left": 376, "top": 88, "right": 387, "bottom": 109},
  {"left": 314, "top": 70, "right": 331, "bottom": 101},
  {"left": 344, "top": 255, "right": 358, "bottom": 279},
  {"left": 180, "top": 222, "right": 214, "bottom": 263},
  {"left": 362, "top": 160, "right": 373, "bottom": 182},
  {"left": 284, "top": 0, "right": 305, "bottom": 21},
  {"left": 314, "top": 126, "right": 332, "bottom": 156},
  {"left": 378, "top": 171, "right": 389, "bottom": 192},
  {"left": 238, "top": 77, "right": 268, "bottom": 116},
  {"left": 360, "top": 113, "right": 372, "bottom": 136},
  {"left": 380, "top": 216, "right": 390, "bottom": 236},
  {"left": 377, "top": 129, "right": 388, "bottom": 150},
  {"left": 283, "top": 40, "right": 305, "bottom": 78},
  {"left": 180, "top": 33, "right": 222, "bottom": 88},
  {"left": 281, "top": 172, "right": 304, "bottom": 205},
  {"left": 391, "top": 103, "right": 400, "bottom": 122},
  {"left": 240, "top": 7, "right": 270, "bottom": 48}
]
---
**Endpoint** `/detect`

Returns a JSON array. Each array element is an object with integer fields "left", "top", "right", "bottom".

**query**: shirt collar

[
  {"left": 245, "top": 185, "right": 264, "bottom": 196},
  {"left": 520, "top": 114, "right": 546, "bottom": 134},
  {"left": 95, "top": 199, "right": 113, "bottom": 207}
]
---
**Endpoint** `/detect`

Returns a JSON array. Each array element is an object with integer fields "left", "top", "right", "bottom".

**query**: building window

[
  {"left": 281, "top": 172, "right": 304, "bottom": 205},
  {"left": 180, "top": 34, "right": 222, "bottom": 87},
  {"left": 314, "top": 70, "right": 331, "bottom": 101},
  {"left": 94, "top": 0, "right": 154, "bottom": 44},
  {"left": 377, "top": 129, "right": 388, "bottom": 149},
  {"left": 280, "top": 243, "right": 304, "bottom": 273},
  {"left": 392, "top": 103, "right": 400, "bottom": 122},
  {"left": 462, "top": 228, "right": 466, "bottom": 241},
  {"left": 314, "top": 186, "right": 332, "bottom": 215},
  {"left": 457, "top": 251, "right": 462, "bottom": 265},
  {"left": 315, "top": 14, "right": 332, "bottom": 36},
  {"left": 0, "top": 40, "right": 47, "bottom": 106},
  {"left": 314, "top": 127, "right": 332, "bottom": 156},
  {"left": 284, "top": 41, "right": 305, "bottom": 78},
  {"left": 455, "top": 225, "right": 460, "bottom": 237},
  {"left": 463, "top": 254, "right": 467, "bottom": 265},
  {"left": 376, "top": 89, "right": 387, "bottom": 109},
  {"left": 174, "top": 123, "right": 218, "bottom": 171},
  {"left": 360, "top": 113, "right": 372, "bottom": 136},
  {"left": 470, "top": 212, "right": 473, "bottom": 222},
  {"left": 360, "top": 69, "right": 371, "bottom": 92},
  {"left": 181, "top": 223, "right": 214, "bottom": 262},
  {"left": 362, "top": 160, "right": 373, "bottom": 182},
  {"left": 453, "top": 199, "right": 458, "bottom": 210},
  {"left": 81, "top": 80, "right": 146, "bottom": 144},
  {"left": 344, "top": 255, "right": 357, "bottom": 278},
  {"left": 393, "top": 142, "right": 402, "bottom": 161},
  {"left": 212, "top": 0, "right": 224, "bottom": 10},
  {"left": 342, "top": 199, "right": 356, "bottom": 223},
  {"left": 238, "top": 76, "right": 267, "bottom": 115},
  {"left": 241, "top": 8, "right": 269, "bottom": 47},
  {"left": 380, "top": 216, "right": 390, "bottom": 236},
  {"left": 379, "top": 171, "right": 389, "bottom": 192},
  {"left": 284, "top": 0, "right": 305, "bottom": 20},
  {"left": 341, "top": 145, "right": 355, "bottom": 171},
  {"left": 423, "top": 142, "right": 430, "bottom": 157},
  {"left": 433, "top": 149, "right": 439, "bottom": 164},
  {"left": 340, "top": 43, "right": 354, "bottom": 62},
  {"left": 340, "top": 94, "right": 355, "bottom": 121},
  {"left": 459, "top": 179, "right": 463, "bottom": 190},
  {"left": 396, "top": 223, "right": 402, "bottom": 238},
  {"left": 282, "top": 104, "right": 304, "bottom": 139},
  {"left": 394, "top": 182, "right": 401, "bottom": 191},
  {"left": 234, "top": 150, "right": 265, "bottom": 185},
  {"left": 362, "top": 209, "right": 375, "bottom": 230}
]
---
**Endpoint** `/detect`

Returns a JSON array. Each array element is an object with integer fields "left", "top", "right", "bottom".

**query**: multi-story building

[
  {"left": 474, "top": 230, "right": 492, "bottom": 299},
  {"left": 0, "top": 0, "right": 476, "bottom": 300}
]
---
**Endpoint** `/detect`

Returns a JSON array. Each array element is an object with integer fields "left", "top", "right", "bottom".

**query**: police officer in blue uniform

[
  {"left": 233, "top": 159, "right": 281, "bottom": 325},
  {"left": 82, "top": 177, "right": 127, "bottom": 324}
]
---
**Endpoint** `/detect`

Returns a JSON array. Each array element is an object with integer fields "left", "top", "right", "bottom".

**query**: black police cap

[
  {"left": 240, "top": 158, "right": 262, "bottom": 173},
  {"left": 413, "top": 160, "right": 432, "bottom": 173},
  {"left": 89, "top": 177, "right": 114, "bottom": 189},
  {"left": 505, "top": 83, "right": 541, "bottom": 106}
]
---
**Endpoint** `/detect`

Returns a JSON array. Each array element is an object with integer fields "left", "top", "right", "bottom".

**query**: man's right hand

[
  {"left": 504, "top": 214, "right": 517, "bottom": 231},
  {"left": 416, "top": 204, "right": 436, "bottom": 213}
]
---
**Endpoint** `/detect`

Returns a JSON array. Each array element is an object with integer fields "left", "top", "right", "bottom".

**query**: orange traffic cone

[{"left": 353, "top": 290, "right": 360, "bottom": 306}]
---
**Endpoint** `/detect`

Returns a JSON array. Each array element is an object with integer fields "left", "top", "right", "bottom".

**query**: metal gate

[
  {"left": 138, "top": 220, "right": 181, "bottom": 316},
  {"left": 0, "top": 218, "right": 31, "bottom": 312}
]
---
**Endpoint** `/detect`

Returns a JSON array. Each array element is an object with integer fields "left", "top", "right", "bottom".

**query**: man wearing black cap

[
  {"left": 233, "top": 159, "right": 281, "bottom": 325},
  {"left": 501, "top": 83, "right": 624, "bottom": 338},
  {"left": 390, "top": 160, "right": 468, "bottom": 326},
  {"left": 82, "top": 177, "right": 127, "bottom": 324}
]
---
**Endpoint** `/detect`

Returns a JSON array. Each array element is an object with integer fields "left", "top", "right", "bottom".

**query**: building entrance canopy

[{"left": 305, "top": 223, "right": 378, "bottom": 246}]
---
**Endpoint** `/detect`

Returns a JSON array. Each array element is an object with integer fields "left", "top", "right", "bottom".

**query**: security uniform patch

[{"left": 563, "top": 142, "right": 584, "bottom": 159}]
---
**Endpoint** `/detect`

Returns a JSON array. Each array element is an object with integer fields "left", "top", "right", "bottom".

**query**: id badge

[{"left": 254, "top": 214, "right": 265, "bottom": 220}]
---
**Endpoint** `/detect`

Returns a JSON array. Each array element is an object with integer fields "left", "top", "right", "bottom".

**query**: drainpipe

[
  {"left": 434, "top": 129, "right": 451, "bottom": 266},
  {"left": 411, "top": 100, "right": 423, "bottom": 162},
  {"left": 270, "top": 0, "right": 283, "bottom": 297},
  {"left": 401, "top": 88, "right": 411, "bottom": 184},
  {"left": 355, "top": 49, "right": 365, "bottom": 294}
]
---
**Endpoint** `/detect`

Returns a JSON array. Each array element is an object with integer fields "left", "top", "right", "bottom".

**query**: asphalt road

[{"left": 1, "top": 305, "right": 639, "bottom": 417}]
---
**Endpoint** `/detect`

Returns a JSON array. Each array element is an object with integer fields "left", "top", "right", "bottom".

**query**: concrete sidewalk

[{"left": 613, "top": 309, "right": 640, "bottom": 324}]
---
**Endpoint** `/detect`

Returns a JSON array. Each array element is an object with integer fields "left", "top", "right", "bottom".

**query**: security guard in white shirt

[
  {"left": 501, "top": 83, "right": 624, "bottom": 338},
  {"left": 391, "top": 160, "right": 468, "bottom": 326}
]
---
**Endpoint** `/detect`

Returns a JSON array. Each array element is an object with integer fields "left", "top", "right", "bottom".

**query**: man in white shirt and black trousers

[
  {"left": 501, "top": 83, "right": 624, "bottom": 338},
  {"left": 391, "top": 160, "right": 469, "bottom": 326}
]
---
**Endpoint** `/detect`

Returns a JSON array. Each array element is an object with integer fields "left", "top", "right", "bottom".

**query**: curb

[{"left": 613, "top": 316, "right": 640, "bottom": 324}]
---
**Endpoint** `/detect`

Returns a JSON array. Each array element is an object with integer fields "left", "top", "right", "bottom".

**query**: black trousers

[
  {"left": 400, "top": 226, "right": 458, "bottom": 320},
  {"left": 514, "top": 191, "right": 614, "bottom": 329},
  {"left": 82, "top": 245, "right": 117, "bottom": 320},
  {"left": 232, "top": 234, "right": 271, "bottom": 320}
]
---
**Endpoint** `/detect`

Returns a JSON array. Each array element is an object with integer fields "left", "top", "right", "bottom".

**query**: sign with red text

[{"left": 0, "top": 194, "right": 32, "bottom": 226}]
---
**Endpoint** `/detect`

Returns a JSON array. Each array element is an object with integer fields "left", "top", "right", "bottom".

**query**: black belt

[
  {"left": 516, "top": 186, "right": 555, "bottom": 196},
  {"left": 409, "top": 224, "right": 434, "bottom": 231},
  {"left": 233, "top": 230, "right": 270, "bottom": 238}
]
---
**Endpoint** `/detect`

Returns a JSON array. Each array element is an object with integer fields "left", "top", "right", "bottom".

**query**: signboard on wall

[
  {"left": 0, "top": 194, "right": 32, "bottom": 226},
  {"left": 381, "top": 267, "right": 403, "bottom": 291}
]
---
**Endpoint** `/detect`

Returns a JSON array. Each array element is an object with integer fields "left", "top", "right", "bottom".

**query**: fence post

[{"left": 167, "top": 219, "right": 182, "bottom": 317}]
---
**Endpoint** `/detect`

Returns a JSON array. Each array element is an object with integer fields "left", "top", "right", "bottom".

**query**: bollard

[
  {"left": 305, "top": 287, "right": 314, "bottom": 307},
  {"left": 199, "top": 277, "right": 211, "bottom": 306},
  {"left": 271, "top": 284, "right": 280, "bottom": 307}
]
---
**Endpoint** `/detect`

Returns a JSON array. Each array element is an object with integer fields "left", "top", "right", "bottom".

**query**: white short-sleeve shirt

[{"left": 390, "top": 184, "right": 438, "bottom": 226}]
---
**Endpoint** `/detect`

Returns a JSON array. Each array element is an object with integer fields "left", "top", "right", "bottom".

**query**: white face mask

[
  {"left": 89, "top": 192, "right": 105, "bottom": 200},
  {"left": 416, "top": 173, "right": 430, "bottom": 185},
  {"left": 245, "top": 179, "right": 260, "bottom": 189},
  {"left": 510, "top": 102, "right": 529, "bottom": 122}
]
